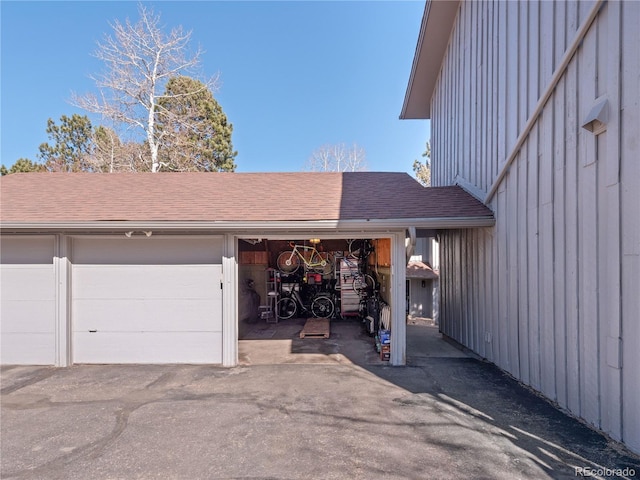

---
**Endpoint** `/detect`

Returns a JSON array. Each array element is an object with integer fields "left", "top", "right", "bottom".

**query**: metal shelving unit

[
  {"left": 339, "top": 258, "right": 361, "bottom": 316},
  {"left": 260, "top": 268, "right": 279, "bottom": 323}
]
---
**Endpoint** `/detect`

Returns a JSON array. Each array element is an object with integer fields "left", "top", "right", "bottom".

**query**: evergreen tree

[
  {"left": 156, "top": 76, "right": 237, "bottom": 172},
  {"left": 38, "top": 114, "right": 95, "bottom": 172},
  {"left": 0, "top": 158, "right": 46, "bottom": 175}
]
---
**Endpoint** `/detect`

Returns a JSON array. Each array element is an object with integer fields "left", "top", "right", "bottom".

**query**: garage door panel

[
  {"left": 1, "top": 333, "right": 56, "bottom": 365},
  {"left": 73, "top": 265, "right": 218, "bottom": 299},
  {"left": 73, "top": 332, "right": 222, "bottom": 364},
  {"left": 1, "top": 300, "right": 57, "bottom": 332},
  {"left": 1, "top": 236, "right": 56, "bottom": 365},
  {"left": 73, "top": 298, "right": 222, "bottom": 332},
  {"left": 1, "top": 266, "right": 56, "bottom": 300},
  {"left": 72, "top": 237, "right": 223, "bottom": 265},
  {"left": 72, "top": 237, "right": 223, "bottom": 364}
]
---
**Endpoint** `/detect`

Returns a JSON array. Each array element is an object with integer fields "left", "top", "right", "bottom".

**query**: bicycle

[
  {"left": 346, "top": 239, "right": 374, "bottom": 259},
  {"left": 277, "top": 242, "right": 334, "bottom": 275},
  {"left": 276, "top": 289, "right": 335, "bottom": 320},
  {"left": 341, "top": 255, "right": 376, "bottom": 298}
]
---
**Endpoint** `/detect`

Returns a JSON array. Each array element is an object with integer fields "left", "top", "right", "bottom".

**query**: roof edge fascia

[
  {"left": 400, "top": 0, "right": 460, "bottom": 119},
  {"left": 0, "top": 216, "right": 494, "bottom": 233}
]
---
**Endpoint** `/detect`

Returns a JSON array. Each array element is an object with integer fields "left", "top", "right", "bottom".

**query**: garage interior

[{"left": 237, "top": 237, "right": 403, "bottom": 365}]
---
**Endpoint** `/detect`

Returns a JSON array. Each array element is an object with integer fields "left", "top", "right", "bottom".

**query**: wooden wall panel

[
  {"left": 620, "top": 0, "right": 640, "bottom": 454},
  {"left": 563, "top": 51, "right": 581, "bottom": 417},
  {"left": 429, "top": 0, "right": 638, "bottom": 452},
  {"left": 552, "top": 79, "right": 568, "bottom": 409}
]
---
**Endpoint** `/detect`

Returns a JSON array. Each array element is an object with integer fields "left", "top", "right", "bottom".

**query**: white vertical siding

[{"left": 431, "top": 0, "right": 640, "bottom": 453}]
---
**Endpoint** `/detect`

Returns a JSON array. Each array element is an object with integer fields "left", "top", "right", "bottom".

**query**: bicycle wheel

[
  {"left": 348, "top": 239, "right": 372, "bottom": 259},
  {"left": 277, "top": 296, "right": 297, "bottom": 320},
  {"left": 352, "top": 274, "right": 376, "bottom": 298},
  {"left": 311, "top": 252, "right": 334, "bottom": 276},
  {"left": 347, "top": 239, "right": 363, "bottom": 258},
  {"left": 311, "top": 295, "right": 335, "bottom": 318},
  {"left": 277, "top": 251, "right": 300, "bottom": 274}
]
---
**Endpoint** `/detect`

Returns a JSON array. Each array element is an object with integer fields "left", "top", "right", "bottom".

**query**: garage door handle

[{"left": 89, "top": 329, "right": 97, "bottom": 333}]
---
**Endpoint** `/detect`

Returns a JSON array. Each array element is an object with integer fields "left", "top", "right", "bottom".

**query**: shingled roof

[{"left": 0, "top": 172, "right": 493, "bottom": 227}]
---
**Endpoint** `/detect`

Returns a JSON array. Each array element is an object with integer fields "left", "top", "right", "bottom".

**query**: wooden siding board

[
  {"left": 491, "top": 207, "right": 500, "bottom": 363},
  {"left": 464, "top": 230, "right": 472, "bottom": 348},
  {"left": 463, "top": 2, "right": 471, "bottom": 183},
  {"left": 443, "top": 234, "right": 452, "bottom": 338},
  {"left": 453, "top": 19, "right": 458, "bottom": 186},
  {"left": 598, "top": 0, "right": 622, "bottom": 441},
  {"left": 506, "top": 170, "right": 520, "bottom": 378},
  {"left": 530, "top": 0, "right": 542, "bottom": 117},
  {"left": 527, "top": 126, "right": 541, "bottom": 390},
  {"left": 599, "top": 180, "right": 622, "bottom": 440},
  {"left": 620, "top": 0, "right": 640, "bottom": 453},
  {"left": 517, "top": 137, "right": 530, "bottom": 386},
  {"left": 477, "top": 229, "right": 487, "bottom": 359},
  {"left": 469, "top": 0, "right": 477, "bottom": 186},
  {"left": 564, "top": 55, "right": 582, "bottom": 416},
  {"left": 505, "top": 1, "right": 518, "bottom": 166},
  {"left": 553, "top": 79, "right": 568, "bottom": 409},
  {"left": 481, "top": 0, "right": 489, "bottom": 192},
  {"left": 497, "top": 189, "right": 510, "bottom": 372},
  {"left": 540, "top": 105, "right": 556, "bottom": 400},
  {"left": 554, "top": 0, "right": 567, "bottom": 69},
  {"left": 458, "top": 232, "right": 463, "bottom": 343},
  {"left": 483, "top": 228, "right": 493, "bottom": 361},
  {"left": 497, "top": 1, "right": 507, "bottom": 176},
  {"left": 578, "top": 21, "right": 601, "bottom": 429},
  {"left": 517, "top": 0, "right": 527, "bottom": 137},
  {"left": 473, "top": 230, "right": 480, "bottom": 352}
]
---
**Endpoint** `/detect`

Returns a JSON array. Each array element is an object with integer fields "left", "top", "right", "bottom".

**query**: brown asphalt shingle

[{"left": 0, "top": 172, "right": 493, "bottom": 223}]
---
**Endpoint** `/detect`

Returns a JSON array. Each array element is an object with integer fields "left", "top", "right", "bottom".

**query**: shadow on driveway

[{"left": 2, "top": 324, "right": 639, "bottom": 480}]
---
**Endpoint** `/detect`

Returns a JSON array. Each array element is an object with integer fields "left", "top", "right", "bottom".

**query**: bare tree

[
  {"left": 92, "top": 126, "right": 149, "bottom": 172},
  {"left": 306, "top": 143, "right": 368, "bottom": 172},
  {"left": 72, "top": 4, "right": 217, "bottom": 172}
]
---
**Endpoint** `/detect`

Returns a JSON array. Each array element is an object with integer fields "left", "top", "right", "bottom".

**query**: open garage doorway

[{"left": 236, "top": 237, "right": 394, "bottom": 366}]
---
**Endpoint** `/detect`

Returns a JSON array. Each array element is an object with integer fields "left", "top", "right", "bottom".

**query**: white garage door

[
  {"left": 0, "top": 236, "right": 57, "bottom": 365},
  {"left": 72, "top": 236, "right": 223, "bottom": 364}
]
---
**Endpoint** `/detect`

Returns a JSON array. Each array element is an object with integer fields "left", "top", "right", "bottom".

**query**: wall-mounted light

[
  {"left": 124, "top": 231, "right": 153, "bottom": 238},
  {"left": 582, "top": 97, "right": 608, "bottom": 135},
  {"left": 309, "top": 238, "right": 321, "bottom": 244}
]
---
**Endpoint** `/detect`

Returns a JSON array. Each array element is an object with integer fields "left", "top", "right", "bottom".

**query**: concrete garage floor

[
  {"left": 2, "top": 319, "right": 640, "bottom": 480},
  {"left": 239, "top": 316, "right": 467, "bottom": 366}
]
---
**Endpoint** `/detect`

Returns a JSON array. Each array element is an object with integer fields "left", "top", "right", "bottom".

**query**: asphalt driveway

[{"left": 2, "top": 358, "right": 639, "bottom": 480}]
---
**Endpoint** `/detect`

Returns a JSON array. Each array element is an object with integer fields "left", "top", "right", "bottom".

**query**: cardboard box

[{"left": 380, "top": 345, "right": 391, "bottom": 361}]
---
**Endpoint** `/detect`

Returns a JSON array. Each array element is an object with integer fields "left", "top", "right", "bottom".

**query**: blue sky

[{"left": 1, "top": 1, "right": 430, "bottom": 174}]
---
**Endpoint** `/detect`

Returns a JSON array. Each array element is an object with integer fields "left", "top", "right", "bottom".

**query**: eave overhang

[
  {"left": 400, "top": 0, "right": 460, "bottom": 119},
  {"left": 0, "top": 216, "right": 495, "bottom": 234}
]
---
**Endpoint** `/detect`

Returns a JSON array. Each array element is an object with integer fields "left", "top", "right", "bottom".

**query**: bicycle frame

[{"left": 277, "top": 242, "right": 333, "bottom": 275}]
